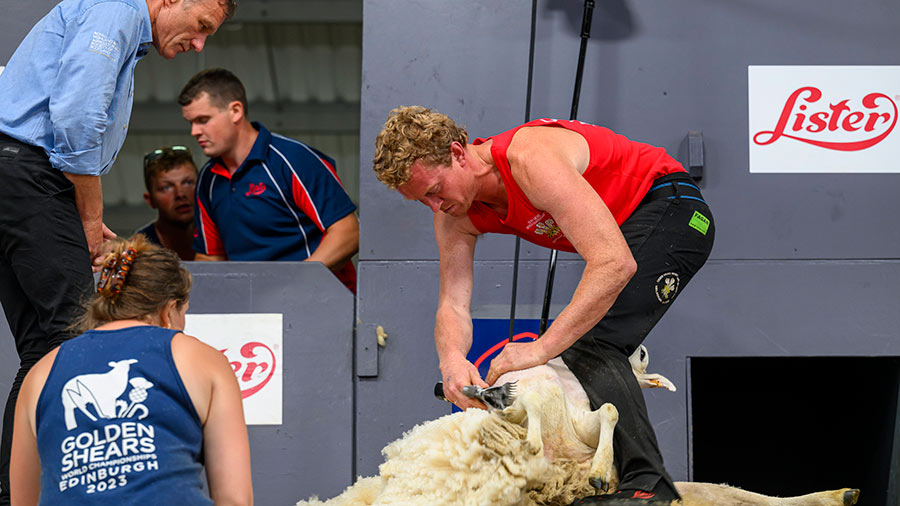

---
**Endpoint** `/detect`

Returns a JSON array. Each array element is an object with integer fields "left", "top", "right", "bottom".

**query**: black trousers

[
  {"left": 0, "top": 133, "right": 93, "bottom": 504},
  {"left": 561, "top": 172, "right": 715, "bottom": 498}
]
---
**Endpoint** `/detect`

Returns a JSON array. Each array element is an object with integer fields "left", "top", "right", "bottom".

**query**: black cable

[{"left": 509, "top": 0, "right": 540, "bottom": 343}]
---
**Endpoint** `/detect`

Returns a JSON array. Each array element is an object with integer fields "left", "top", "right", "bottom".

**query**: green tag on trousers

[{"left": 689, "top": 211, "right": 709, "bottom": 235}]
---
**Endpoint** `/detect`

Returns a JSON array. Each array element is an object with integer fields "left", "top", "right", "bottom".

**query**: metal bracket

[
  {"left": 356, "top": 321, "right": 379, "bottom": 378},
  {"left": 686, "top": 130, "right": 704, "bottom": 184}
]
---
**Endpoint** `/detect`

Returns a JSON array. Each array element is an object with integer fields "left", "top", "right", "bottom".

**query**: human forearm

[
  {"left": 63, "top": 172, "right": 115, "bottom": 264},
  {"left": 538, "top": 256, "right": 636, "bottom": 358},
  {"left": 63, "top": 172, "right": 103, "bottom": 224},
  {"left": 435, "top": 303, "right": 474, "bottom": 366},
  {"left": 306, "top": 214, "right": 359, "bottom": 269},
  {"left": 484, "top": 256, "right": 635, "bottom": 385},
  {"left": 435, "top": 302, "right": 489, "bottom": 408},
  {"left": 195, "top": 252, "right": 227, "bottom": 261}
]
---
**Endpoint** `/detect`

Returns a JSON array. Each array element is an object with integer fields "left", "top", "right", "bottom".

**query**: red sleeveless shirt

[{"left": 466, "top": 119, "right": 686, "bottom": 253}]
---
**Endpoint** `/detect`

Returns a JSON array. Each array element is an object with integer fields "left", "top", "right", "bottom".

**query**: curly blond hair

[{"left": 373, "top": 106, "right": 468, "bottom": 189}]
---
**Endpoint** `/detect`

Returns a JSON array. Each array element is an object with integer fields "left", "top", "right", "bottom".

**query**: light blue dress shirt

[{"left": 0, "top": 0, "right": 152, "bottom": 176}]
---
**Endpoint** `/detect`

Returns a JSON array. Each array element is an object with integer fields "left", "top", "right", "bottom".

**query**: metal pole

[{"left": 539, "top": 0, "right": 594, "bottom": 336}]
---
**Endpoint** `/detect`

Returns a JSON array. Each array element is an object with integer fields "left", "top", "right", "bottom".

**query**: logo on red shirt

[
  {"left": 752, "top": 86, "right": 897, "bottom": 151},
  {"left": 246, "top": 182, "right": 267, "bottom": 197},
  {"left": 534, "top": 218, "right": 562, "bottom": 239}
]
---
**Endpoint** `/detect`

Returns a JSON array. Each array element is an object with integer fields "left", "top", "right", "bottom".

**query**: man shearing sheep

[{"left": 372, "top": 106, "right": 715, "bottom": 503}]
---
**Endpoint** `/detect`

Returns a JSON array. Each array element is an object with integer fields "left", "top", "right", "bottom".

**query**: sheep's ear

[{"left": 108, "top": 361, "right": 117, "bottom": 367}]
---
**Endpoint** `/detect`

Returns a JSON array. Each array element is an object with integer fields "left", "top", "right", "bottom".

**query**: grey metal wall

[
  {"left": 527, "top": 0, "right": 900, "bottom": 260},
  {"left": 357, "top": 0, "right": 900, "bottom": 487},
  {"left": 186, "top": 262, "right": 354, "bottom": 504},
  {"left": 0, "top": 0, "right": 56, "bottom": 64}
]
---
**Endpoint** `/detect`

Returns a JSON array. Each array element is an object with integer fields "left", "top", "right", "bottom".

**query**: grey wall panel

[
  {"left": 185, "top": 262, "right": 354, "bottom": 504},
  {"left": 0, "top": 1, "right": 57, "bottom": 64},
  {"left": 529, "top": 0, "right": 900, "bottom": 260},
  {"left": 359, "top": 0, "right": 533, "bottom": 261},
  {"left": 0, "top": 312, "right": 17, "bottom": 430},
  {"left": 641, "top": 260, "right": 900, "bottom": 481},
  {"left": 354, "top": 262, "right": 442, "bottom": 477}
]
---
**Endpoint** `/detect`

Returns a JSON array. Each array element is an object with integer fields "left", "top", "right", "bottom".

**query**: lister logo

[
  {"left": 221, "top": 342, "right": 276, "bottom": 399},
  {"left": 753, "top": 86, "right": 897, "bottom": 151}
]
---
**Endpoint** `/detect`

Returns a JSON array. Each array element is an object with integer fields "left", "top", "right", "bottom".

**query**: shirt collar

[
  {"left": 245, "top": 122, "right": 272, "bottom": 163},
  {"left": 135, "top": 0, "right": 153, "bottom": 59},
  {"left": 208, "top": 122, "right": 272, "bottom": 179}
]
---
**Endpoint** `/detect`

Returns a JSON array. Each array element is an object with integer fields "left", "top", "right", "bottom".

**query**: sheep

[
  {"left": 297, "top": 354, "right": 859, "bottom": 506},
  {"left": 61, "top": 359, "right": 139, "bottom": 430}
]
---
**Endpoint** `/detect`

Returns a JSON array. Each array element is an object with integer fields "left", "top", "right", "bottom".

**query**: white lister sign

[
  {"left": 748, "top": 66, "right": 900, "bottom": 173},
  {"left": 184, "top": 313, "right": 283, "bottom": 425}
]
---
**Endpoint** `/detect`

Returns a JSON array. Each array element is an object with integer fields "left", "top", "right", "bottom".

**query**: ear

[
  {"left": 143, "top": 192, "right": 156, "bottom": 209},
  {"left": 162, "top": 299, "right": 182, "bottom": 329},
  {"left": 157, "top": 0, "right": 178, "bottom": 11},
  {"left": 229, "top": 101, "right": 245, "bottom": 124},
  {"left": 450, "top": 141, "right": 466, "bottom": 165},
  {"left": 158, "top": 300, "right": 175, "bottom": 328}
]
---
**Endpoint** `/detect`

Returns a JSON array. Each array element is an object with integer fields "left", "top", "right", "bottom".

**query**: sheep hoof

[
  {"left": 843, "top": 489, "right": 860, "bottom": 505},
  {"left": 589, "top": 477, "right": 611, "bottom": 494}
]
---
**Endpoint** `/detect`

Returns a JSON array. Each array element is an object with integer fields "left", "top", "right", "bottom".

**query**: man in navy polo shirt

[{"left": 179, "top": 68, "right": 359, "bottom": 292}]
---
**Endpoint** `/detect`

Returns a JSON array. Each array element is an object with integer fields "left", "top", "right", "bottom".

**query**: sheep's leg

[
  {"left": 572, "top": 402, "right": 619, "bottom": 493},
  {"left": 499, "top": 387, "right": 545, "bottom": 455},
  {"left": 635, "top": 372, "right": 677, "bottom": 392},
  {"left": 675, "top": 482, "right": 860, "bottom": 506},
  {"left": 518, "top": 390, "right": 545, "bottom": 456}
]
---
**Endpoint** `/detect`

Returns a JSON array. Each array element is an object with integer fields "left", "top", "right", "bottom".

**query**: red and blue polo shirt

[{"left": 194, "top": 122, "right": 357, "bottom": 292}]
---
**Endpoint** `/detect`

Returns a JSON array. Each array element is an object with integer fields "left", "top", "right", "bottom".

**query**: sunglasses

[{"left": 143, "top": 145, "right": 192, "bottom": 170}]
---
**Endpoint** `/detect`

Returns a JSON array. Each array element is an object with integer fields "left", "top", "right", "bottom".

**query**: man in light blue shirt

[{"left": 0, "top": 0, "right": 235, "bottom": 502}]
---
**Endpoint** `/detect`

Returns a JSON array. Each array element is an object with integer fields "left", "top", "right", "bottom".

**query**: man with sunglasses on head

[
  {"left": 0, "top": 0, "right": 235, "bottom": 502},
  {"left": 137, "top": 146, "right": 199, "bottom": 260}
]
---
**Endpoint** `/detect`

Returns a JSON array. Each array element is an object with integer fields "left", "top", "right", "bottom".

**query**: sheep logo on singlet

[{"left": 61, "top": 359, "right": 155, "bottom": 430}]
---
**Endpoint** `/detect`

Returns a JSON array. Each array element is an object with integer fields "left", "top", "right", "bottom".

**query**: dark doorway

[{"left": 689, "top": 357, "right": 900, "bottom": 506}]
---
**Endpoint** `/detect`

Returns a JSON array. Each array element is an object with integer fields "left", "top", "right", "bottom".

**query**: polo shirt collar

[
  {"left": 134, "top": 0, "right": 153, "bottom": 59},
  {"left": 245, "top": 122, "right": 272, "bottom": 163},
  {"left": 208, "top": 122, "right": 272, "bottom": 179}
]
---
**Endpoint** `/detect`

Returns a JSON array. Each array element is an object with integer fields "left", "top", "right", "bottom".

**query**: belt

[
  {"left": 640, "top": 172, "right": 706, "bottom": 206},
  {"left": 0, "top": 132, "right": 46, "bottom": 157}
]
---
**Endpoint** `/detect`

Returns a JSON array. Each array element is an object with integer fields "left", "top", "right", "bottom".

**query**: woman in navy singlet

[{"left": 10, "top": 236, "right": 252, "bottom": 505}]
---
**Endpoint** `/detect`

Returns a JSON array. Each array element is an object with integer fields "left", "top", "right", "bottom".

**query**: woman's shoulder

[
  {"left": 171, "top": 333, "right": 232, "bottom": 376},
  {"left": 28, "top": 347, "right": 61, "bottom": 384}
]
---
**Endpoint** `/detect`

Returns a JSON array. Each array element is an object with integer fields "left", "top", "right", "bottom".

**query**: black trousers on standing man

[
  {"left": 562, "top": 172, "right": 715, "bottom": 501},
  {"left": 0, "top": 132, "right": 93, "bottom": 504}
]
